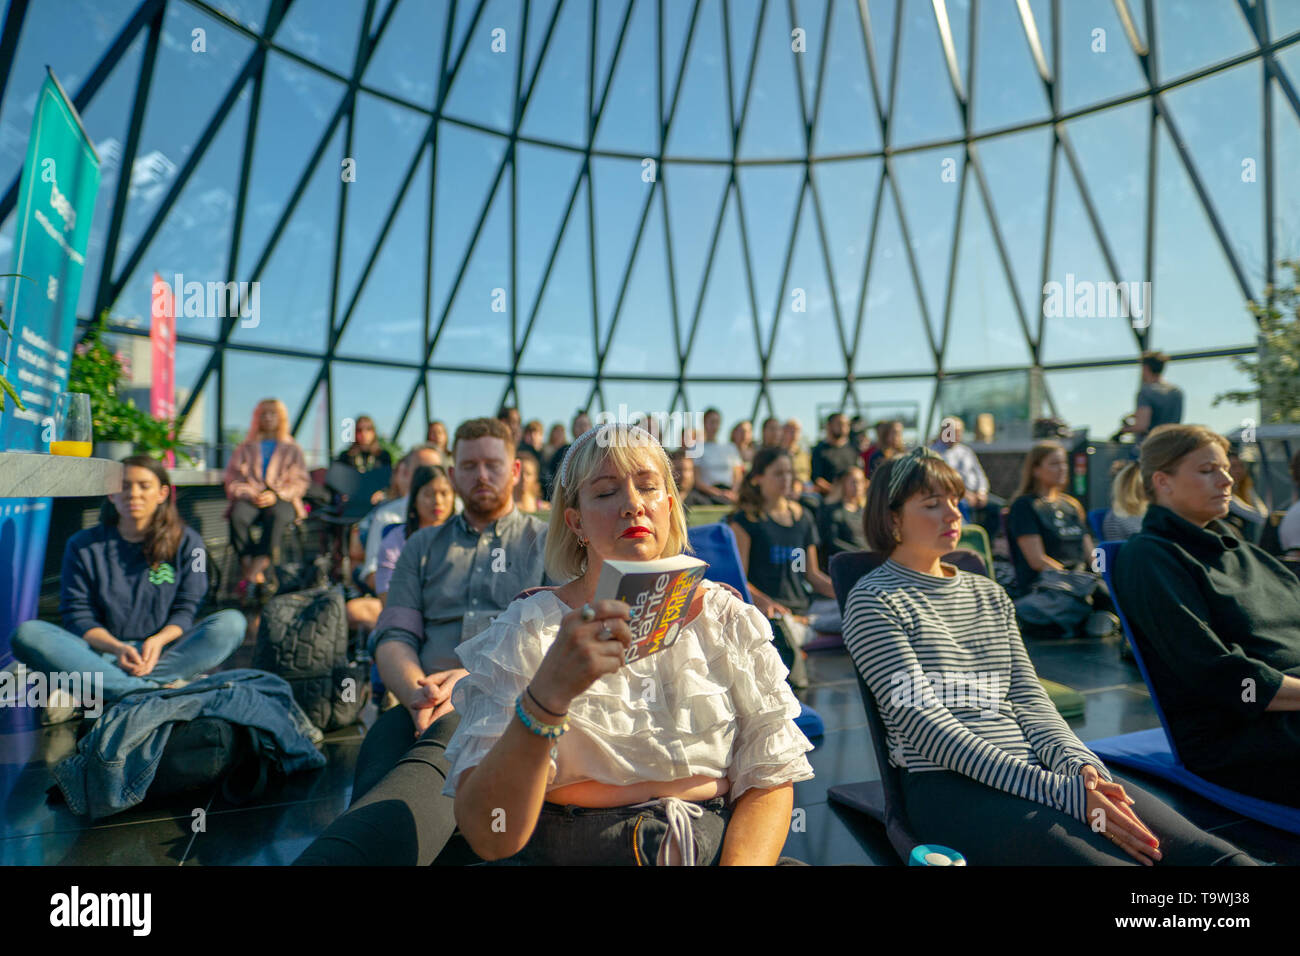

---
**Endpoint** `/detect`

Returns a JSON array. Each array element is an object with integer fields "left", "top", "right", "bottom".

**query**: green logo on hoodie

[{"left": 148, "top": 563, "right": 175, "bottom": 586}]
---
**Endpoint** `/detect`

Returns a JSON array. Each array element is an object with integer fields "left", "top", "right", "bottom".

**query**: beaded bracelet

[{"left": 515, "top": 693, "right": 569, "bottom": 761}]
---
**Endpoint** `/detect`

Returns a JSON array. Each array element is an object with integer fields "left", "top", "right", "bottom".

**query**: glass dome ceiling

[{"left": 1, "top": 0, "right": 1297, "bottom": 464}]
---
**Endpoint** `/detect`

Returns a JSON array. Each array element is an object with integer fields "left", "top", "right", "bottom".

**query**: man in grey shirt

[{"left": 1123, "top": 351, "right": 1184, "bottom": 441}]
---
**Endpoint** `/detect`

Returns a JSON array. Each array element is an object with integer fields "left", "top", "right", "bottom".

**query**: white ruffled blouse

[{"left": 442, "top": 581, "right": 815, "bottom": 800}]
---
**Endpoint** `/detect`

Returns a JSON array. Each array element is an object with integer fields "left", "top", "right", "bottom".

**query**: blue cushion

[
  {"left": 686, "top": 522, "right": 753, "bottom": 604},
  {"left": 794, "top": 702, "right": 824, "bottom": 739}
]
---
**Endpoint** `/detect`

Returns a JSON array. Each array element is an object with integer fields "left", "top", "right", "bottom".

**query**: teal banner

[{"left": 0, "top": 70, "right": 101, "bottom": 666}]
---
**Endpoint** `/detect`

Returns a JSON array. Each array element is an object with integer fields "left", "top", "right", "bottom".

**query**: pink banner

[{"left": 150, "top": 272, "right": 175, "bottom": 467}]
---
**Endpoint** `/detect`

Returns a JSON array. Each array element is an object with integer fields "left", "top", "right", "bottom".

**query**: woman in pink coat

[{"left": 223, "top": 398, "right": 310, "bottom": 599}]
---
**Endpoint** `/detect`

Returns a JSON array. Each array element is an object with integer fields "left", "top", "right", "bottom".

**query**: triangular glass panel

[
  {"left": 725, "top": 0, "right": 762, "bottom": 122},
  {"left": 769, "top": 192, "right": 846, "bottom": 377},
  {"left": 174, "top": 361, "right": 220, "bottom": 467},
  {"left": 231, "top": 126, "right": 343, "bottom": 351},
  {"left": 430, "top": 122, "right": 509, "bottom": 323},
  {"left": 662, "top": 162, "right": 731, "bottom": 342},
  {"left": 331, "top": 361, "right": 422, "bottom": 444},
  {"left": 443, "top": 0, "right": 524, "bottom": 133},
  {"left": 971, "top": 0, "right": 1051, "bottom": 132},
  {"left": 447, "top": 0, "right": 483, "bottom": 71},
  {"left": 1281, "top": 44, "right": 1300, "bottom": 95},
  {"left": 890, "top": 145, "right": 964, "bottom": 343},
  {"left": 864, "top": 0, "right": 898, "bottom": 107},
  {"left": 362, "top": 0, "right": 449, "bottom": 108},
  {"left": 1027, "top": 0, "right": 1053, "bottom": 77},
  {"left": 852, "top": 378, "right": 936, "bottom": 447},
  {"left": 1058, "top": 0, "right": 1147, "bottom": 112},
  {"left": 522, "top": 0, "right": 562, "bottom": 90},
  {"left": 519, "top": 0, "right": 591, "bottom": 147},
  {"left": 393, "top": 379, "right": 428, "bottom": 453},
  {"left": 603, "top": 199, "right": 682, "bottom": 375},
  {"left": 661, "top": 0, "right": 695, "bottom": 113},
  {"left": 1151, "top": 121, "right": 1258, "bottom": 352},
  {"left": 684, "top": 196, "right": 763, "bottom": 378},
  {"left": 681, "top": 383, "right": 761, "bottom": 432},
  {"left": 664, "top": 0, "right": 732, "bottom": 158},
  {"left": 811, "top": 0, "right": 883, "bottom": 156},
  {"left": 974, "top": 126, "right": 1053, "bottom": 323},
  {"left": 595, "top": 0, "right": 635, "bottom": 106},
  {"left": 766, "top": 381, "right": 849, "bottom": 447},
  {"left": 118, "top": 4, "right": 257, "bottom": 253},
  {"left": 513, "top": 376, "right": 596, "bottom": 437},
  {"left": 889, "top": 1, "right": 963, "bottom": 147},
  {"left": 590, "top": 156, "right": 655, "bottom": 342},
  {"left": 595, "top": 381, "right": 680, "bottom": 430},
  {"left": 110, "top": 88, "right": 250, "bottom": 342},
  {"left": 855, "top": 186, "right": 935, "bottom": 376},
  {"left": 0, "top": 0, "right": 140, "bottom": 190},
  {"left": 944, "top": 182, "right": 1033, "bottom": 372},
  {"left": 790, "top": 0, "right": 828, "bottom": 114},
  {"left": 515, "top": 144, "right": 586, "bottom": 333},
  {"left": 240, "top": 52, "right": 348, "bottom": 271},
  {"left": 1064, "top": 98, "right": 1149, "bottom": 292},
  {"left": 1272, "top": 76, "right": 1300, "bottom": 263},
  {"left": 593, "top": 0, "right": 659, "bottom": 154},
  {"left": 335, "top": 150, "right": 431, "bottom": 362},
  {"left": 339, "top": 93, "right": 430, "bottom": 307},
  {"left": 1155, "top": 0, "right": 1257, "bottom": 81},
  {"left": 518, "top": 178, "right": 596, "bottom": 375},
  {"left": 737, "top": 163, "right": 805, "bottom": 336},
  {"left": 812, "top": 158, "right": 882, "bottom": 343},
  {"left": 222, "top": 350, "right": 321, "bottom": 447},
  {"left": 276, "top": 0, "right": 367, "bottom": 76},
  {"left": 943, "top": 0, "right": 973, "bottom": 93},
  {"left": 736, "top": 0, "right": 805, "bottom": 159},
  {"left": 1043, "top": 366, "right": 1141, "bottom": 443},
  {"left": 1161, "top": 62, "right": 1263, "bottom": 292},
  {"left": 293, "top": 380, "right": 328, "bottom": 470},
  {"left": 1041, "top": 148, "right": 1142, "bottom": 364},
  {"left": 431, "top": 182, "right": 513, "bottom": 370},
  {"left": 426, "top": 370, "right": 509, "bottom": 436},
  {"left": 1164, "top": 356, "right": 1258, "bottom": 435},
  {"left": 1271, "top": 0, "right": 1300, "bottom": 39}
]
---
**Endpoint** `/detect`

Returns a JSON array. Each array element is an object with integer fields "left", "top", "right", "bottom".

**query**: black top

[
  {"left": 1007, "top": 493, "right": 1088, "bottom": 592},
  {"left": 816, "top": 503, "right": 868, "bottom": 569},
  {"left": 1137, "top": 381, "right": 1184, "bottom": 432},
  {"left": 729, "top": 506, "right": 820, "bottom": 613},
  {"left": 337, "top": 446, "right": 392, "bottom": 474},
  {"left": 1113, "top": 505, "right": 1300, "bottom": 774},
  {"left": 811, "top": 440, "right": 860, "bottom": 486}
]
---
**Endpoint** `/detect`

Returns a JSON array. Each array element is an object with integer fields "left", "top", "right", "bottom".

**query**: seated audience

[
  {"left": 930, "top": 415, "right": 999, "bottom": 536},
  {"left": 1114, "top": 425, "right": 1300, "bottom": 806},
  {"left": 223, "top": 398, "right": 311, "bottom": 600},
  {"left": 811, "top": 412, "right": 859, "bottom": 498},
  {"left": 862, "top": 419, "right": 905, "bottom": 479},
  {"left": 11, "top": 456, "right": 244, "bottom": 717},
  {"left": 1224, "top": 449, "right": 1269, "bottom": 543},
  {"left": 337, "top": 414, "right": 392, "bottom": 506},
  {"left": 295, "top": 418, "right": 547, "bottom": 866},
  {"left": 1007, "top": 441, "right": 1093, "bottom": 594},
  {"left": 375, "top": 465, "right": 456, "bottom": 599},
  {"left": 841, "top": 447, "right": 1256, "bottom": 864},
  {"left": 542, "top": 422, "right": 567, "bottom": 464},
  {"left": 670, "top": 447, "right": 717, "bottom": 512},
  {"left": 426, "top": 419, "right": 450, "bottom": 459},
  {"left": 782, "top": 419, "right": 812, "bottom": 487},
  {"left": 816, "top": 465, "right": 869, "bottom": 570},
  {"left": 545, "top": 410, "right": 591, "bottom": 500},
  {"left": 347, "top": 444, "right": 444, "bottom": 630},
  {"left": 728, "top": 448, "right": 837, "bottom": 622},
  {"left": 444, "top": 422, "right": 814, "bottom": 864},
  {"left": 517, "top": 418, "right": 545, "bottom": 469},
  {"left": 515, "top": 454, "right": 550, "bottom": 514},
  {"left": 760, "top": 416, "right": 783, "bottom": 451},
  {"left": 1282, "top": 449, "right": 1300, "bottom": 557},
  {"left": 731, "top": 419, "right": 755, "bottom": 466},
  {"left": 695, "top": 408, "right": 743, "bottom": 504},
  {"left": 1103, "top": 461, "right": 1147, "bottom": 542}
]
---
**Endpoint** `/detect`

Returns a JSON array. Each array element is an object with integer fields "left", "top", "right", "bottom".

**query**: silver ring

[
  {"left": 600, "top": 623, "right": 612, "bottom": 640},
  {"left": 580, "top": 603, "right": 596, "bottom": 622}
]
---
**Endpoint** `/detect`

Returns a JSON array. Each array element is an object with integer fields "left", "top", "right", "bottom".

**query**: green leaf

[{"left": 0, "top": 373, "right": 24, "bottom": 411}]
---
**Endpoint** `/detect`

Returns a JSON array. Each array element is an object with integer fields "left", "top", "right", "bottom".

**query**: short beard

[{"left": 460, "top": 486, "right": 512, "bottom": 522}]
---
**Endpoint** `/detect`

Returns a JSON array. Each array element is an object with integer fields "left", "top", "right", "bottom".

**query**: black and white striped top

[{"left": 842, "top": 559, "right": 1110, "bottom": 823}]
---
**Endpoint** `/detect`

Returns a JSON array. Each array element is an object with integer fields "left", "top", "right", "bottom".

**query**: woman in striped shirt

[{"left": 841, "top": 447, "right": 1254, "bottom": 865}]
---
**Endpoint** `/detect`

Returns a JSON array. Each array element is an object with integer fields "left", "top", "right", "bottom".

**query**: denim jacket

[{"left": 53, "top": 669, "right": 327, "bottom": 819}]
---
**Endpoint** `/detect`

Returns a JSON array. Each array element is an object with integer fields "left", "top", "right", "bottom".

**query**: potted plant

[{"left": 1214, "top": 259, "right": 1300, "bottom": 424}]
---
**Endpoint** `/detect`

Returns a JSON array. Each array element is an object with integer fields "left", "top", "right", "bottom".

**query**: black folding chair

[{"left": 315, "top": 462, "right": 392, "bottom": 583}]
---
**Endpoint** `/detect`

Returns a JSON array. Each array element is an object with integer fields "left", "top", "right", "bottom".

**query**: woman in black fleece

[{"left": 1114, "top": 424, "right": 1300, "bottom": 805}]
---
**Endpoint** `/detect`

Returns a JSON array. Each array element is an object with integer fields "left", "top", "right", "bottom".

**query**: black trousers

[
  {"left": 901, "top": 770, "right": 1259, "bottom": 865},
  {"left": 229, "top": 498, "right": 296, "bottom": 562},
  {"left": 295, "top": 706, "right": 471, "bottom": 866}
]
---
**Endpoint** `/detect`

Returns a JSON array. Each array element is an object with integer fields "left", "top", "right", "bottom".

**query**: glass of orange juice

[{"left": 51, "top": 392, "right": 93, "bottom": 457}]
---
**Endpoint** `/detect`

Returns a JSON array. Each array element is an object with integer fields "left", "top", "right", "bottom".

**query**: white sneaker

[{"left": 40, "top": 687, "right": 82, "bottom": 726}]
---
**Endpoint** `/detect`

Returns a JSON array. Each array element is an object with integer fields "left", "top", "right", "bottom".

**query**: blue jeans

[{"left": 10, "top": 610, "right": 246, "bottom": 703}]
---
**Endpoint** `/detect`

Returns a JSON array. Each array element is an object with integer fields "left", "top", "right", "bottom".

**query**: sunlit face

[
  {"left": 548, "top": 424, "right": 566, "bottom": 448},
  {"left": 762, "top": 420, "right": 782, "bottom": 447},
  {"left": 828, "top": 415, "right": 847, "bottom": 440},
  {"left": 429, "top": 422, "right": 448, "bottom": 448},
  {"left": 112, "top": 465, "right": 169, "bottom": 528},
  {"left": 258, "top": 404, "right": 280, "bottom": 434},
  {"left": 1033, "top": 449, "right": 1069, "bottom": 494},
  {"left": 731, "top": 422, "right": 752, "bottom": 447},
  {"left": 888, "top": 422, "right": 904, "bottom": 448},
  {"left": 573, "top": 414, "right": 591, "bottom": 438},
  {"left": 416, "top": 475, "right": 455, "bottom": 527},
  {"left": 519, "top": 456, "right": 539, "bottom": 493},
  {"left": 356, "top": 420, "right": 375, "bottom": 445},
  {"left": 782, "top": 421, "right": 800, "bottom": 447},
  {"left": 753, "top": 455, "right": 794, "bottom": 501},
  {"left": 672, "top": 455, "right": 695, "bottom": 492},
  {"left": 1228, "top": 455, "right": 1248, "bottom": 490},
  {"left": 568, "top": 453, "right": 673, "bottom": 567},
  {"left": 894, "top": 485, "right": 963, "bottom": 560},
  {"left": 703, "top": 411, "right": 721, "bottom": 440},
  {"left": 1153, "top": 444, "right": 1233, "bottom": 527},
  {"left": 524, "top": 423, "right": 543, "bottom": 448},
  {"left": 452, "top": 437, "right": 519, "bottom": 518},
  {"left": 841, "top": 467, "right": 867, "bottom": 506}
]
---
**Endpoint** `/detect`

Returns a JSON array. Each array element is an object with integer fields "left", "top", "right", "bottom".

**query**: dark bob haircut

[{"left": 862, "top": 453, "right": 965, "bottom": 554}]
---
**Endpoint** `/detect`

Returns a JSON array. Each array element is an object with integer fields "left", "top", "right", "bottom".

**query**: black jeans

[
  {"left": 901, "top": 770, "right": 1258, "bottom": 865},
  {"left": 229, "top": 498, "right": 296, "bottom": 562}
]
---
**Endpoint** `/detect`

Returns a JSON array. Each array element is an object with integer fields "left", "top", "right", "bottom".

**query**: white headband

[{"left": 556, "top": 423, "right": 662, "bottom": 492}]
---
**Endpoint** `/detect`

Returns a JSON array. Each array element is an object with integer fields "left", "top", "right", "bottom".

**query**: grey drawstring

[{"left": 630, "top": 796, "right": 705, "bottom": 866}]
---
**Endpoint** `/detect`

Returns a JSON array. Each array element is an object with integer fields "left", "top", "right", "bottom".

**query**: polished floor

[{"left": 2, "top": 626, "right": 1298, "bottom": 866}]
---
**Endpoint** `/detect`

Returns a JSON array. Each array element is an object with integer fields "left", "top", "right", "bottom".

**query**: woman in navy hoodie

[{"left": 10, "top": 456, "right": 244, "bottom": 717}]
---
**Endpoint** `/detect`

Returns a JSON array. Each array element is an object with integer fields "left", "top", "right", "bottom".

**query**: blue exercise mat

[{"left": 1088, "top": 541, "right": 1300, "bottom": 836}]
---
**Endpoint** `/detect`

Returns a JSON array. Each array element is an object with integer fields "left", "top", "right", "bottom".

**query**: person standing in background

[{"left": 1121, "top": 352, "right": 1184, "bottom": 443}]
